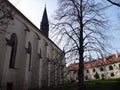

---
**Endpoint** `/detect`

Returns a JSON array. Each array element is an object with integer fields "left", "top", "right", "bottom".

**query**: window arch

[
  {"left": 9, "top": 33, "right": 18, "bottom": 68},
  {"left": 111, "top": 73, "right": 114, "bottom": 77},
  {"left": 109, "top": 65, "right": 113, "bottom": 70},
  {"left": 28, "top": 42, "right": 32, "bottom": 71}
]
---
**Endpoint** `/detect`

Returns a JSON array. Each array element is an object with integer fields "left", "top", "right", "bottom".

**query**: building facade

[
  {"left": 67, "top": 53, "right": 120, "bottom": 81},
  {"left": 0, "top": 0, "right": 66, "bottom": 90}
]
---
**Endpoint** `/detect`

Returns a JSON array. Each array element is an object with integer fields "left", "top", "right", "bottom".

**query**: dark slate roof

[{"left": 41, "top": 7, "right": 49, "bottom": 25}]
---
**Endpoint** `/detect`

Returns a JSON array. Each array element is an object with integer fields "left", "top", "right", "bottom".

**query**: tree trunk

[{"left": 78, "top": 0, "right": 84, "bottom": 87}]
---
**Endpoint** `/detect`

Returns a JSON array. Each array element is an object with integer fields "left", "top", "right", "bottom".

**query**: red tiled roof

[
  {"left": 67, "top": 63, "right": 79, "bottom": 71},
  {"left": 67, "top": 53, "right": 120, "bottom": 70}
]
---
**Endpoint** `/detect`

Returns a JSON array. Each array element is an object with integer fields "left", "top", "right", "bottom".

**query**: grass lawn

[
  {"left": 84, "top": 79, "right": 120, "bottom": 90},
  {"left": 37, "top": 82, "right": 77, "bottom": 90},
  {"left": 33, "top": 79, "right": 120, "bottom": 90}
]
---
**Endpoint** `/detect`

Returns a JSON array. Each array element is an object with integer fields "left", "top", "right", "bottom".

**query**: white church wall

[
  {"left": 0, "top": 0, "right": 66, "bottom": 89},
  {"left": 1, "top": 17, "right": 27, "bottom": 90},
  {"left": 0, "top": 34, "right": 7, "bottom": 87}
]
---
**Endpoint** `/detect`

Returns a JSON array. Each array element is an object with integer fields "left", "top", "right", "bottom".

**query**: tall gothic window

[
  {"left": 28, "top": 42, "right": 32, "bottom": 71},
  {"left": 9, "top": 33, "right": 18, "bottom": 68}
]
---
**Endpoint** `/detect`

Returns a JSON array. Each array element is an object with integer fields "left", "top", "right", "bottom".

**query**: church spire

[{"left": 40, "top": 6, "right": 49, "bottom": 37}]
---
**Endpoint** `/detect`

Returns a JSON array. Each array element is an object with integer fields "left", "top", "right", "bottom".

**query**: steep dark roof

[
  {"left": 41, "top": 7, "right": 49, "bottom": 25},
  {"left": 40, "top": 6, "right": 49, "bottom": 37}
]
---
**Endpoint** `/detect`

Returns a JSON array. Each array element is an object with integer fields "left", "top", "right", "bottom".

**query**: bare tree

[
  {"left": 107, "top": 0, "right": 120, "bottom": 7},
  {"left": 51, "top": 0, "right": 109, "bottom": 87}
]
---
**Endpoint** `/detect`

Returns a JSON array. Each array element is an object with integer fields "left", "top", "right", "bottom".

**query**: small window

[
  {"left": 93, "top": 68, "right": 96, "bottom": 72},
  {"left": 111, "top": 73, "right": 114, "bottom": 77},
  {"left": 94, "top": 72, "right": 99, "bottom": 79},
  {"left": 100, "top": 67, "right": 104, "bottom": 71},
  {"left": 118, "top": 55, "right": 120, "bottom": 58},
  {"left": 86, "top": 70, "right": 89, "bottom": 73},
  {"left": 119, "top": 64, "right": 120, "bottom": 69},
  {"left": 109, "top": 65, "right": 113, "bottom": 70},
  {"left": 74, "top": 71, "right": 77, "bottom": 74},
  {"left": 85, "top": 75, "right": 88, "bottom": 80}
]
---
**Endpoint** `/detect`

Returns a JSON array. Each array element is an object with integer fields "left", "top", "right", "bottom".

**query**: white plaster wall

[
  {"left": 0, "top": 34, "right": 7, "bottom": 87},
  {"left": 84, "top": 62, "right": 120, "bottom": 81},
  {"left": 0, "top": 1, "right": 66, "bottom": 89},
  {"left": 1, "top": 17, "right": 27, "bottom": 90}
]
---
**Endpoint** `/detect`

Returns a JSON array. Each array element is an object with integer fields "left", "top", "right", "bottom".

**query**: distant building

[
  {"left": 67, "top": 53, "right": 120, "bottom": 81},
  {"left": 0, "top": 0, "right": 66, "bottom": 89}
]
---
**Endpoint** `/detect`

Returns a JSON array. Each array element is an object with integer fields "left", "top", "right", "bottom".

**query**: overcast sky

[{"left": 8, "top": 0, "right": 120, "bottom": 53}]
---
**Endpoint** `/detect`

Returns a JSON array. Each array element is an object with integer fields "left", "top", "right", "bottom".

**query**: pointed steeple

[{"left": 40, "top": 6, "right": 49, "bottom": 37}]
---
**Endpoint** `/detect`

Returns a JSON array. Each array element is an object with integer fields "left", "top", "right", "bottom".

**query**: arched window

[
  {"left": 100, "top": 67, "right": 104, "bottom": 71},
  {"left": 93, "top": 68, "right": 96, "bottom": 72},
  {"left": 119, "top": 64, "right": 120, "bottom": 69},
  {"left": 94, "top": 72, "right": 99, "bottom": 79},
  {"left": 9, "top": 33, "right": 18, "bottom": 68},
  {"left": 111, "top": 73, "right": 114, "bottom": 77},
  {"left": 86, "top": 70, "right": 89, "bottom": 73},
  {"left": 109, "top": 65, "right": 113, "bottom": 70},
  {"left": 85, "top": 75, "right": 88, "bottom": 80},
  {"left": 28, "top": 42, "right": 32, "bottom": 71},
  {"left": 74, "top": 70, "right": 77, "bottom": 74}
]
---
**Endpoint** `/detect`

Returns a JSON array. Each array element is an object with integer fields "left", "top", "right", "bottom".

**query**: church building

[{"left": 0, "top": 0, "right": 66, "bottom": 89}]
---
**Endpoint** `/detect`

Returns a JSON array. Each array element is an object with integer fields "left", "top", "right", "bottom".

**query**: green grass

[
  {"left": 33, "top": 79, "right": 120, "bottom": 90},
  {"left": 38, "top": 82, "right": 77, "bottom": 90},
  {"left": 84, "top": 79, "right": 120, "bottom": 90}
]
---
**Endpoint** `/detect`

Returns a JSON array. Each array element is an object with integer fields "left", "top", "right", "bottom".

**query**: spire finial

[{"left": 45, "top": 2, "right": 46, "bottom": 8}]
